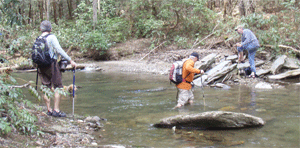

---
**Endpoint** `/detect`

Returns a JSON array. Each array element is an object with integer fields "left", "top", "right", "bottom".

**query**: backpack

[
  {"left": 169, "top": 59, "right": 189, "bottom": 85},
  {"left": 32, "top": 34, "right": 53, "bottom": 67},
  {"left": 244, "top": 67, "right": 252, "bottom": 75}
]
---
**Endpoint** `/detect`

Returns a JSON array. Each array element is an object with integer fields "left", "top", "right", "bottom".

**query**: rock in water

[{"left": 154, "top": 111, "right": 265, "bottom": 129}]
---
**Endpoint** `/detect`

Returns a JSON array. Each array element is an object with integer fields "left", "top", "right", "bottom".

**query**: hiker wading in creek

[
  {"left": 37, "top": 20, "right": 77, "bottom": 117},
  {"left": 235, "top": 25, "right": 260, "bottom": 78},
  {"left": 174, "top": 52, "right": 204, "bottom": 109}
]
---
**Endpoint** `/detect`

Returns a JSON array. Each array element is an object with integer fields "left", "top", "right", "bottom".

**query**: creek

[{"left": 14, "top": 70, "right": 300, "bottom": 147}]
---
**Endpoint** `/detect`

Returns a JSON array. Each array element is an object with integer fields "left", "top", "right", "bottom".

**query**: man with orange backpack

[{"left": 173, "top": 52, "right": 204, "bottom": 109}]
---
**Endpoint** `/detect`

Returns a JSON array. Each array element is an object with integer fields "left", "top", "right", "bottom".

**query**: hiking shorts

[
  {"left": 38, "top": 61, "right": 63, "bottom": 89},
  {"left": 177, "top": 88, "right": 194, "bottom": 106}
]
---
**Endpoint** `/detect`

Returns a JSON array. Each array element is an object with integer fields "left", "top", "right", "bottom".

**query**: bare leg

[
  {"left": 53, "top": 91, "right": 61, "bottom": 112},
  {"left": 238, "top": 51, "right": 244, "bottom": 63},
  {"left": 173, "top": 103, "right": 182, "bottom": 109},
  {"left": 43, "top": 94, "right": 52, "bottom": 111}
]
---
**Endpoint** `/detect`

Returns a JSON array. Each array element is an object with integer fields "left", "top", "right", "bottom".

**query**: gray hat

[
  {"left": 235, "top": 25, "right": 244, "bottom": 31},
  {"left": 40, "top": 20, "right": 52, "bottom": 32}
]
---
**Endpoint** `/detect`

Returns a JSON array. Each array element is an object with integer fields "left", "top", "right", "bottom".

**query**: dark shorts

[{"left": 38, "top": 61, "right": 63, "bottom": 89}]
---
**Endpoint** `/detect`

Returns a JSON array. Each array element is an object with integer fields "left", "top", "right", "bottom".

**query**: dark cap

[{"left": 191, "top": 52, "right": 199, "bottom": 60}]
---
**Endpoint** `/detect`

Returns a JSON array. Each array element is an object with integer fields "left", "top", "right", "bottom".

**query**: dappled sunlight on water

[{"left": 14, "top": 71, "right": 300, "bottom": 147}]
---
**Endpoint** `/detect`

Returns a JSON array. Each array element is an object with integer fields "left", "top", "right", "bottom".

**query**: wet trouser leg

[
  {"left": 248, "top": 48, "right": 257, "bottom": 74},
  {"left": 237, "top": 44, "right": 258, "bottom": 74}
]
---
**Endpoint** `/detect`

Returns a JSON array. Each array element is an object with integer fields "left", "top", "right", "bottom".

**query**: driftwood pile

[{"left": 193, "top": 53, "right": 300, "bottom": 87}]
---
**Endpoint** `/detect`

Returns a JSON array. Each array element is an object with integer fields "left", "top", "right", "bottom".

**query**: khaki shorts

[
  {"left": 38, "top": 61, "right": 63, "bottom": 89},
  {"left": 177, "top": 88, "right": 194, "bottom": 106}
]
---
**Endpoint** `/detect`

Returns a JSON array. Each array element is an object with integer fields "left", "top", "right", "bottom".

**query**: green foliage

[
  {"left": 0, "top": 0, "right": 26, "bottom": 26},
  {"left": 0, "top": 0, "right": 299, "bottom": 59},
  {"left": 174, "top": 35, "right": 190, "bottom": 49},
  {"left": 0, "top": 74, "right": 39, "bottom": 135}
]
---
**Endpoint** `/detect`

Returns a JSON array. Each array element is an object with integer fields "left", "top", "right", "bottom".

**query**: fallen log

[
  {"left": 268, "top": 69, "right": 300, "bottom": 80},
  {"left": 270, "top": 55, "right": 287, "bottom": 74},
  {"left": 153, "top": 111, "right": 265, "bottom": 129}
]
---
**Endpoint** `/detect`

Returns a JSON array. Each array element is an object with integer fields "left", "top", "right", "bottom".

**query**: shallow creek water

[{"left": 14, "top": 71, "right": 299, "bottom": 147}]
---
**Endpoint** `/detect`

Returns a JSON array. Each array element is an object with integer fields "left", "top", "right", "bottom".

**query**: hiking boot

[
  {"left": 52, "top": 110, "right": 66, "bottom": 117},
  {"left": 47, "top": 110, "right": 52, "bottom": 116}
]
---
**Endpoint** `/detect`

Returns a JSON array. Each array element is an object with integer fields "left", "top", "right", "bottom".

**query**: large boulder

[{"left": 154, "top": 111, "right": 265, "bottom": 129}]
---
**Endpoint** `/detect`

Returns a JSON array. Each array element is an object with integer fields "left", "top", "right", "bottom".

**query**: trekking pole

[
  {"left": 200, "top": 76, "right": 206, "bottom": 110},
  {"left": 35, "top": 67, "right": 39, "bottom": 90},
  {"left": 72, "top": 68, "right": 75, "bottom": 118},
  {"left": 200, "top": 76, "right": 205, "bottom": 98}
]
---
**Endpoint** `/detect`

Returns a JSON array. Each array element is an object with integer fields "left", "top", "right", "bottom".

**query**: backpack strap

[{"left": 41, "top": 33, "right": 55, "bottom": 60}]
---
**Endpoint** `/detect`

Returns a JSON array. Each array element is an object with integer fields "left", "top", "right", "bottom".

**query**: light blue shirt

[
  {"left": 41, "top": 32, "right": 71, "bottom": 61},
  {"left": 241, "top": 29, "right": 260, "bottom": 48}
]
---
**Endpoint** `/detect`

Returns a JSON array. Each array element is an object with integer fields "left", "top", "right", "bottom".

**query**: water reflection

[{"left": 237, "top": 88, "right": 257, "bottom": 115}]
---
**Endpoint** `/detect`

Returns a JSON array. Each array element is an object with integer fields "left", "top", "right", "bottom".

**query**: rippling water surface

[{"left": 14, "top": 71, "right": 300, "bottom": 147}]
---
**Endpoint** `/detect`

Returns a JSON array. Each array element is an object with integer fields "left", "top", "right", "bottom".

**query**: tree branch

[
  {"left": 9, "top": 83, "right": 31, "bottom": 89},
  {"left": 139, "top": 41, "right": 166, "bottom": 61}
]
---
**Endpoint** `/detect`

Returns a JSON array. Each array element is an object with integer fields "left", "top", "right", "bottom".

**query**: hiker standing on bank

[
  {"left": 174, "top": 52, "right": 204, "bottom": 109},
  {"left": 38, "top": 20, "right": 77, "bottom": 117},
  {"left": 235, "top": 25, "right": 260, "bottom": 78}
]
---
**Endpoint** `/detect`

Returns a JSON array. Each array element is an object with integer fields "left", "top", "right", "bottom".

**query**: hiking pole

[
  {"left": 35, "top": 66, "right": 39, "bottom": 90},
  {"left": 72, "top": 68, "right": 75, "bottom": 118},
  {"left": 200, "top": 76, "right": 206, "bottom": 110},
  {"left": 200, "top": 75, "right": 205, "bottom": 98}
]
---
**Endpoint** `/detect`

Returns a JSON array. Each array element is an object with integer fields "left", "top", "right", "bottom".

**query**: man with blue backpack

[{"left": 33, "top": 20, "right": 77, "bottom": 117}]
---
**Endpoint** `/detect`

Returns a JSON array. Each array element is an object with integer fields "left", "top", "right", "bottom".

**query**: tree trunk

[
  {"left": 93, "top": 0, "right": 97, "bottom": 30},
  {"left": 58, "top": 0, "right": 63, "bottom": 19},
  {"left": 28, "top": 0, "right": 32, "bottom": 24},
  {"left": 98, "top": 0, "right": 101, "bottom": 14},
  {"left": 39, "top": 0, "right": 44, "bottom": 20},
  {"left": 239, "top": 0, "right": 256, "bottom": 17},
  {"left": 47, "top": 0, "right": 50, "bottom": 20},
  {"left": 53, "top": 0, "right": 58, "bottom": 24},
  {"left": 67, "top": 0, "right": 73, "bottom": 20}
]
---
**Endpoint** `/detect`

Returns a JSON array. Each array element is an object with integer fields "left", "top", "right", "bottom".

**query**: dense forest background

[
  {"left": 0, "top": 0, "right": 299, "bottom": 62},
  {"left": 0, "top": 0, "right": 299, "bottom": 137}
]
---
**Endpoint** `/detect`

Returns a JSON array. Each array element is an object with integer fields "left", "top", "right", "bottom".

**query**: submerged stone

[{"left": 154, "top": 111, "right": 265, "bottom": 129}]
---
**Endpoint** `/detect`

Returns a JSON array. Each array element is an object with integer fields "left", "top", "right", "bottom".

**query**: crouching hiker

[
  {"left": 235, "top": 25, "right": 260, "bottom": 78},
  {"left": 174, "top": 52, "right": 204, "bottom": 109},
  {"left": 35, "top": 20, "right": 77, "bottom": 117}
]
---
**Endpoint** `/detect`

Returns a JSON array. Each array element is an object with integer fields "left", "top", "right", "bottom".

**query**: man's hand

[
  {"left": 70, "top": 60, "right": 77, "bottom": 69},
  {"left": 236, "top": 43, "right": 242, "bottom": 47},
  {"left": 200, "top": 70, "right": 205, "bottom": 74}
]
